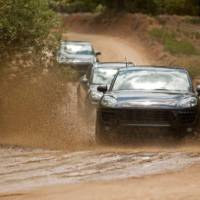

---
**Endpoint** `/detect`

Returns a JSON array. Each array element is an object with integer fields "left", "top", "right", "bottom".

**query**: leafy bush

[{"left": 0, "top": 0, "right": 56, "bottom": 58}]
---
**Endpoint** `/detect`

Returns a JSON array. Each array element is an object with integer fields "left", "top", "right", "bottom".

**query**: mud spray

[{"left": 0, "top": 62, "right": 93, "bottom": 150}]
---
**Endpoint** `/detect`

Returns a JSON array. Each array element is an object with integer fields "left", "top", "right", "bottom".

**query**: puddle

[{"left": 0, "top": 146, "right": 200, "bottom": 193}]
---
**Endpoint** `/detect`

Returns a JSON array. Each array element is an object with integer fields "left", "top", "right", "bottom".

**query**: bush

[{"left": 0, "top": 0, "right": 56, "bottom": 58}]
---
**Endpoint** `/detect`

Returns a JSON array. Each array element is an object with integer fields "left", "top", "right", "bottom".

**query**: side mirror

[
  {"left": 196, "top": 85, "right": 200, "bottom": 96},
  {"left": 80, "top": 75, "right": 88, "bottom": 84},
  {"left": 95, "top": 51, "right": 101, "bottom": 56},
  {"left": 97, "top": 85, "right": 107, "bottom": 93}
]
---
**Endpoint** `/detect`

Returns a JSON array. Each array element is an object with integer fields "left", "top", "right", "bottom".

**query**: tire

[{"left": 95, "top": 120, "right": 111, "bottom": 145}]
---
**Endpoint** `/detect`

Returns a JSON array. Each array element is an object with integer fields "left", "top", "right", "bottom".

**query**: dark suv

[{"left": 96, "top": 66, "right": 200, "bottom": 144}]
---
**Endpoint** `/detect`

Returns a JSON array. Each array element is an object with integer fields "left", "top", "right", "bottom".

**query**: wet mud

[{"left": 0, "top": 145, "right": 200, "bottom": 193}]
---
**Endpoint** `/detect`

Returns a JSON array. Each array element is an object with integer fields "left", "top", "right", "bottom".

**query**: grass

[
  {"left": 149, "top": 28, "right": 198, "bottom": 55},
  {"left": 187, "top": 17, "right": 200, "bottom": 25},
  {"left": 165, "top": 38, "right": 198, "bottom": 55}
]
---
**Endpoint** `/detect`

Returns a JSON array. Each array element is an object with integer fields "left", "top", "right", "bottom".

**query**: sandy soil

[{"left": 1, "top": 17, "right": 200, "bottom": 200}]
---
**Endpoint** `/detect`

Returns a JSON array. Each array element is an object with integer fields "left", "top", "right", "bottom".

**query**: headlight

[
  {"left": 179, "top": 97, "right": 198, "bottom": 108},
  {"left": 90, "top": 91, "right": 102, "bottom": 101},
  {"left": 101, "top": 96, "right": 117, "bottom": 107}
]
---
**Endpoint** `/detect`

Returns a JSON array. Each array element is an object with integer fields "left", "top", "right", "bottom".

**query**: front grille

[
  {"left": 119, "top": 109, "right": 174, "bottom": 124},
  {"left": 101, "top": 109, "right": 174, "bottom": 125},
  {"left": 178, "top": 109, "right": 197, "bottom": 124}
]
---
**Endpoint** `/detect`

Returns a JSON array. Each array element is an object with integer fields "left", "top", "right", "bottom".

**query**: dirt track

[
  {"left": 66, "top": 32, "right": 150, "bottom": 64},
  {"left": 1, "top": 30, "right": 200, "bottom": 199}
]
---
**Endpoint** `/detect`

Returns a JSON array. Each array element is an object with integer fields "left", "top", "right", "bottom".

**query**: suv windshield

[
  {"left": 61, "top": 43, "right": 93, "bottom": 55},
  {"left": 91, "top": 68, "right": 118, "bottom": 85},
  {"left": 112, "top": 69, "right": 191, "bottom": 92}
]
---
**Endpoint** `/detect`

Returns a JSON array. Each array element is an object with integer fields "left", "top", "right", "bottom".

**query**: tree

[
  {"left": 0, "top": 0, "right": 56, "bottom": 57},
  {"left": 99, "top": 0, "right": 125, "bottom": 11}
]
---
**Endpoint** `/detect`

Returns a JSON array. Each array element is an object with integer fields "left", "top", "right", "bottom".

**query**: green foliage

[
  {"left": 50, "top": 0, "right": 200, "bottom": 16},
  {"left": 187, "top": 17, "right": 200, "bottom": 24},
  {"left": 0, "top": 0, "right": 56, "bottom": 57},
  {"left": 165, "top": 38, "right": 198, "bottom": 55},
  {"left": 49, "top": 0, "right": 99, "bottom": 13},
  {"left": 150, "top": 28, "right": 198, "bottom": 55}
]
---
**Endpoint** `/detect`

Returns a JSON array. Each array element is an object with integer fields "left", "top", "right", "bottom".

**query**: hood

[{"left": 105, "top": 90, "right": 197, "bottom": 109}]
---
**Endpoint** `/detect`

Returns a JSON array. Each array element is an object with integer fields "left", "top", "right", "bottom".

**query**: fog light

[{"left": 187, "top": 128, "right": 193, "bottom": 133}]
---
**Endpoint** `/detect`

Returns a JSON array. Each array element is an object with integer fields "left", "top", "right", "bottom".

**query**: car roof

[
  {"left": 118, "top": 65, "right": 188, "bottom": 72},
  {"left": 93, "top": 62, "right": 134, "bottom": 69},
  {"left": 61, "top": 41, "right": 92, "bottom": 46}
]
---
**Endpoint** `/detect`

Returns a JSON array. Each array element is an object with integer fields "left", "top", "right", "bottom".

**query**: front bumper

[
  {"left": 59, "top": 62, "right": 93, "bottom": 75},
  {"left": 97, "top": 107, "right": 199, "bottom": 133}
]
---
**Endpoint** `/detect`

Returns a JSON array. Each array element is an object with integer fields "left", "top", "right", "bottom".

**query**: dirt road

[
  {"left": 0, "top": 31, "right": 200, "bottom": 199},
  {"left": 65, "top": 32, "right": 150, "bottom": 64}
]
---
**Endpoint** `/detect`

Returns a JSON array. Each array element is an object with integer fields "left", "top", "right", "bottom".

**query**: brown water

[{"left": 0, "top": 145, "right": 200, "bottom": 193}]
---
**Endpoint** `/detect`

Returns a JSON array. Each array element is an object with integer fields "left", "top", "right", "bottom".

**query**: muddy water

[{"left": 0, "top": 145, "right": 200, "bottom": 193}]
